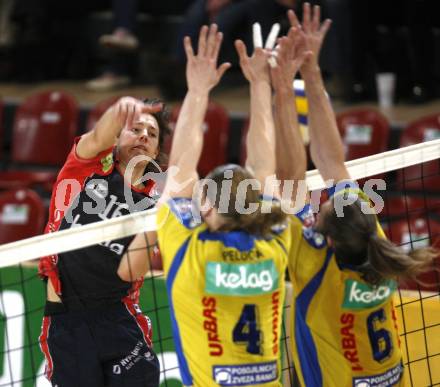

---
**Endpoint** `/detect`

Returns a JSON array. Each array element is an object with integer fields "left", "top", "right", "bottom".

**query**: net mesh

[{"left": 0, "top": 141, "right": 439, "bottom": 387}]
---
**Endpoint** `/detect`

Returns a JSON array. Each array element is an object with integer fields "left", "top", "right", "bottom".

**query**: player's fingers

[
  {"left": 254, "top": 47, "right": 266, "bottom": 58},
  {"left": 288, "top": 28, "right": 302, "bottom": 57},
  {"left": 252, "top": 23, "right": 263, "bottom": 49},
  {"left": 206, "top": 24, "right": 218, "bottom": 58},
  {"left": 197, "top": 25, "right": 208, "bottom": 57},
  {"left": 235, "top": 39, "right": 249, "bottom": 63},
  {"left": 268, "top": 56, "right": 277, "bottom": 68},
  {"left": 121, "top": 102, "right": 130, "bottom": 125},
  {"left": 126, "top": 102, "right": 136, "bottom": 129},
  {"left": 217, "top": 62, "right": 231, "bottom": 80},
  {"left": 303, "top": 2, "right": 311, "bottom": 33},
  {"left": 286, "top": 26, "right": 297, "bottom": 48},
  {"left": 282, "top": 37, "right": 294, "bottom": 62},
  {"left": 287, "top": 9, "right": 300, "bottom": 28},
  {"left": 114, "top": 101, "right": 122, "bottom": 125},
  {"left": 133, "top": 103, "right": 142, "bottom": 128},
  {"left": 142, "top": 102, "right": 163, "bottom": 114},
  {"left": 265, "top": 23, "right": 280, "bottom": 50},
  {"left": 312, "top": 5, "right": 321, "bottom": 31},
  {"left": 183, "top": 36, "right": 194, "bottom": 59},
  {"left": 119, "top": 102, "right": 128, "bottom": 128},
  {"left": 212, "top": 31, "right": 223, "bottom": 62},
  {"left": 320, "top": 19, "right": 332, "bottom": 37}
]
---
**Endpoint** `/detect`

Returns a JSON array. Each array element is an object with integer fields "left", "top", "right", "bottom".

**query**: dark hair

[
  {"left": 320, "top": 198, "right": 438, "bottom": 285},
  {"left": 203, "top": 164, "right": 287, "bottom": 237},
  {"left": 143, "top": 98, "right": 171, "bottom": 172}
]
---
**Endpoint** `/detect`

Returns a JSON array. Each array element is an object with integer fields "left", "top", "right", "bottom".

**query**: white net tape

[
  {"left": 0, "top": 139, "right": 439, "bottom": 267},
  {"left": 306, "top": 138, "right": 440, "bottom": 190}
]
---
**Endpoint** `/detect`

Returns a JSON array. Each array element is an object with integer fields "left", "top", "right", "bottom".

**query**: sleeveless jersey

[
  {"left": 287, "top": 186, "right": 405, "bottom": 387},
  {"left": 157, "top": 197, "right": 298, "bottom": 387}
]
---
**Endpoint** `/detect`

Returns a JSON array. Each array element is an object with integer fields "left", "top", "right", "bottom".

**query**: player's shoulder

[{"left": 159, "top": 197, "right": 202, "bottom": 230}]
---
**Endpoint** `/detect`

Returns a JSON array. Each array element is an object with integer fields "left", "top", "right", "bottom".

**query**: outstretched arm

[
  {"left": 77, "top": 97, "right": 162, "bottom": 159},
  {"left": 235, "top": 36, "right": 277, "bottom": 193},
  {"left": 271, "top": 27, "right": 310, "bottom": 203},
  {"left": 118, "top": 25, "right": 230, "bottom": 282},
  {"left": 290, "top": 3, "right": 349, "bottom": 183},
  {"left": 160, "top": 24, "right": 230, "bottom": 201}
]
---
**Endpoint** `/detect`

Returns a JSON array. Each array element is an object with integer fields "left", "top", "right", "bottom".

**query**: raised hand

[
  {"left": 270, "top": 27, "right": 312, "bottom": 92},
  {"left": 112, "top": 97, "right": 162, "bottom": 131},
  {"left": 288, "top": 3, "right": 331, "bottom": 72},
  {"left": 184, "top": 24, "right": 231, "bottom": 94},
  {"left": 235, "top": 39, "right": 271, "bottom": 84}
]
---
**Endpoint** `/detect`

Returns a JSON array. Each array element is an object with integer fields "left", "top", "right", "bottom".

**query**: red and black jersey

[{"left": 39, "top": 137, "right": 155, "bottom": 310}]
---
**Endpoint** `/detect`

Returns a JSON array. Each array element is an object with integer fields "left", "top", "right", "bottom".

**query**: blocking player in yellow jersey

[
  {"left": 277, "top": 4, "right": 439, "bottom": 387},
  {"left": 156, "top": 24, "right": 309, "bottom": 386}
]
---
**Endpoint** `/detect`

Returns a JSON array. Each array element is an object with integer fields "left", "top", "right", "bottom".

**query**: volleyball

[{"left": 293, "top": 79, "right": 309, "bottom": 144}]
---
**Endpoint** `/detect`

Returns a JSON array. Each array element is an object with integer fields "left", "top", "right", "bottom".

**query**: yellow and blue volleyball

[{"left": 293, "top": 79, "right": 309, "bottom": 144}]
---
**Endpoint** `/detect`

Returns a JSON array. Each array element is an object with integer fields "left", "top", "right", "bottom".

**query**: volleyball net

[{"left": 0, "top": 139, "right": 439, "bottom": 387}]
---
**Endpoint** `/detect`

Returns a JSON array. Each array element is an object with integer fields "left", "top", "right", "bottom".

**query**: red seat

[
  {"left": 0, "top": 189, "right": 45, "bottom": 244},
  {"left": 0, "top": 98, "right": 3, "bottom": 160},
  {"left": 86, "top": 95, "right": 121, "bottom": 133},
  {"left": 0, "top": 91, "right": 78, "bottom": 190},
  {"left": 382, "top": 216, "right": 440, "bottom": 291},
  {"left": 168, "top": 101, "right": 230, "bottom": 177},
  {"left": 379, "top": 195, "right": 440, "bottom": 221},
  {"left": 397, "top": 114, "right": 440, "bottom": 192},
  {"left": 337, "top": 109, "right": 390, "bottom": 187},
  {"left": 336, "top": 108, "right": 390, "bottom": 162}
]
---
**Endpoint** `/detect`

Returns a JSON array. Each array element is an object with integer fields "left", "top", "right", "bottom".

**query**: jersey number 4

[
  {"left": 367, "top": 308, "right": 393, "bottom": 362},
  {"left": 233, "top": 304, "right": 262, "bottom": 354}
]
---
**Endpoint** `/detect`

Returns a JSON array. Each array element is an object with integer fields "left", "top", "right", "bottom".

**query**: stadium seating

[
  {"left": 86, "top": 95, "right": 121, "bottom": 133},
  {"left": 397, "top": 113, "right": 440, "bottom": 192},
  {"left": 0, "top": 98, "right": 3, "bottom": 162},
  {"left": 0, "top": 188, "right": 45, "bottom": 244},
  {"left": 336, "top": 108, "right": 390, "bottom": 161},
  {"left": 0, "top": 91, "right": 78, "bottom": 190},
  {"left": 379, "top": 195, "right": 440, "bottom": 221},
  {"left": 168, "top": 101, "right": 230, "bottom": 177}
]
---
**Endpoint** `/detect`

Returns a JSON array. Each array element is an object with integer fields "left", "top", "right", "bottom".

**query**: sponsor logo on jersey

[
  {"left": 342, "top": 279, "right": 396, "bottom": 310},
  {"left": 101, "top": 152, "right": 113, "bottom": 173},
  {"left": 213, "top": 361, "right": 277, "bottom": 386},
  {"left": 352, "top": 362, "right": 403, "bottom": 386},
  {"left": 271, "top": 291, "right": 280, "bottom": 355},
  {"left": 202, "top": 296, "right": 223, "bottom": 356},
  {"left": 340, "top": 313, "right": 363, "bottom": 371},
  {"left": 205, "top": 260, "right": 279, "bottom": 296}
]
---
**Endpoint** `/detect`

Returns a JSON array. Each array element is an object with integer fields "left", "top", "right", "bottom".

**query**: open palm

[
  {"left": 184, "top": 24, "right": 231, "bottom": 94},
  {"left": 288, "top": 3, "right": 331, "bottom": 72}
]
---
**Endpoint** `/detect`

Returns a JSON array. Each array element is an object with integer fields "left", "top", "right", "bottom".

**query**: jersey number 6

[
  {"left": 233, "top": 304, "right": 262, "bottom": 355},
  {"left": 367, "top": 308, "right": 393, "bottom": 362}
]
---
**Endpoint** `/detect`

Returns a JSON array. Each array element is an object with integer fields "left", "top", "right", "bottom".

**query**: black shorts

[{"left": 39, "top": 301, "right": 160, "bottom": 387}]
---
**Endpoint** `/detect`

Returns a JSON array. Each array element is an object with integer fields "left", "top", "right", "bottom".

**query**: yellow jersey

[
  {"left": 157, "top": 197, "right": 297, "bottom": 387},
  {"left": 288, "top": 187, "right": 405, "bottom": 387}
]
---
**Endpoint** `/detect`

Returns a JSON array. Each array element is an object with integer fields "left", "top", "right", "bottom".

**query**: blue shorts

[{"left": 39, "top": 301, "right": 160, "bottom": 387}]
